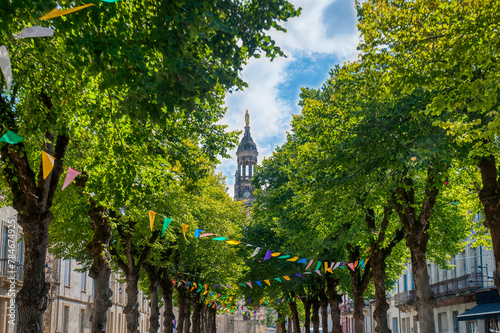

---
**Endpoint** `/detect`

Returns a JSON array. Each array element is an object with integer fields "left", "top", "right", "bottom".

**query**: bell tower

[{"left": 234, "top": 110, "right": 258, "bottom": 206}]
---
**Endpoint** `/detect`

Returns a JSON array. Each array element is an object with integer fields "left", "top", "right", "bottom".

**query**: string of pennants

[
  {"left": 1, "top": 130, "right": 370, "bottom": 274},
  {"left": 0, "top": 2, "right": 120, "bottom": 91}
]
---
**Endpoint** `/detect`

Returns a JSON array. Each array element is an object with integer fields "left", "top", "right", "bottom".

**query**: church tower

[{"left": 234, "top": 110, "right": 258, "bottom": 206}]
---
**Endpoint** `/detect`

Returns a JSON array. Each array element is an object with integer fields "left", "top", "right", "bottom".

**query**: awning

[{"left": 458, "top": 303, "right": 500, "bottom": 321}]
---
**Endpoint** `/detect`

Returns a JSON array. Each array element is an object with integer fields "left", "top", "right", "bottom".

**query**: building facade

[{"left": 234, "top": 110, "right": 259, "bottom": 207}]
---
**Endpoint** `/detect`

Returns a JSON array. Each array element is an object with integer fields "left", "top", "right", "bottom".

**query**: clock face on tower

[{"left": 244, "top": 191, "right": 251, "bottom": 198}]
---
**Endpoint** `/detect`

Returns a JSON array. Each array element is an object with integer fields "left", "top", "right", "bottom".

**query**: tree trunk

[
  {"left": 319, "top": 289, "right": 329, "bottom": 333},
  {"left": 312, "top": 295, "right": 320, "bottom": 333},
  {"left": 210, "top": 305, "right": 217, "bottom": 333},
  {"left": 144, "top": 264, "right": 161, "bottom": 333},
  {"left": 191, "top": 294, "right": 202, "bottom": 333},
  {"left": 392, "top": 173, "right": 439, "bottom": 333},
  {"left": 3, "top": 131, "right": 70, "bottom": 333},
  {"left": 201, "top": 304, "right": 207, "bottom": 333},
  {"left": 176, "top": 285, "right": 186, "bottom": 333},
  {"left": 184, "top": 293, "right": 191, "bottom": 333},
  {"left": 326, "top": 275, "right": 342, "bottom": 333},
  {"left": 124, "top": 272, "right": 141, "bottom": 333},
  {"left": 301, "top": 297, "right": 311, "bottom": 333},
  {"left": 15, "top": 216, "right": 52, "bottom": 333},
  {"left": 348, "top": 245, "right": 372, "bottom": 333},
  {"left": 87, "top": 200, "right": 113, "bottom": 333},
  {"left": 288, "top": 294, "right": 301, "bottom": 333},
  {"left": 478, "top": 156, "right": 500, "bottom": 293},
  {"left": 287, "top": 316, "right": 292, "bottom": 333},
  {"left": 159, "top": 267, "right": 174, "bottom": 333},
  {"left": 277, "top": 312, "right": 286, "bottom": 333},
  {"left": 371, "top": 249, "right": 391, "bottom": 333}
]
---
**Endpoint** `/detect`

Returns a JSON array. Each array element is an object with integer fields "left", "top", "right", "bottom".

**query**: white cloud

[{"left": 217, "top": 0, "right": 360, "bottom": 193}]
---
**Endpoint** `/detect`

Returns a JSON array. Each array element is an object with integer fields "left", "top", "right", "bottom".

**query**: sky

[{"left": 217, "top": 0, "right": 360, "bottom": 195}]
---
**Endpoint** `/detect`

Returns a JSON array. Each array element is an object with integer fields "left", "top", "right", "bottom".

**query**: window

[
  {"left": 81, "top": 271, "right": 86, "bottom": 292},
  {"left": 64, "top": 259, "right": 70, "bottom": 287},
  {"left": 63, "top": 306, "right": 69, "bottom": 333},
  {"left": 2, "top": 226, "right": 7, "bottom": 273},
  {"left": 463, "top": 251, "right": 468, "bottom": 275},
  {"left": 438, "top": 312, "right": 448, "bottom": 333},
  {"left": 403, "top": 274, "right": 408, "bottom": 291},
  {"left": 414, "top": 316, "right": 418, "bottom": 333},
  {"left": 110, "top": 311, "right": 114, "bottom": 333},
  {"left": 80, "top": 309, "right": 85, "bottom": 333},
  {"left": 18, "top": 236, "right": 24, "bottom": 265},
  {"left": 392, "top": 317, "right": 399, "bottom": 333},
  {"left": 411, "top": 272, "right": 415, "bottom": 290}
]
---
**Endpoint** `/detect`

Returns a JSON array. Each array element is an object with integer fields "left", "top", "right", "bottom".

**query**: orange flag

[
  {"left": 149, "top": 211, "right": 156, "bottom": 231},
  {"left": 40, "top": 3, "right": 95, "bottom": 20},
  {"left": 283, "top": 276, "right": 290, "bottom": 281},
  {"left": 264, "top": 279, "right": 271, "bottom": 286},
  {"left": 41, "top": 151, "right": 55, "bottom": 179},
  {"left": 287, "top": 256, "right": 299, "bottom": 262},
  {"left": 182, "top": 224, "right": 189, "bottom": 241}
]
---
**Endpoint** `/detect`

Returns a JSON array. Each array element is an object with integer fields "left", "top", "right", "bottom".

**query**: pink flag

[
  {"left": 62, "top": 167, "right": 81, "bottom": 190},
  {"left": 199, "top": 233, "right": 215, "bottom": 237},
  {"left": 315, "top": 270, "right": 321, "bottom": 276},
  {"left": 306, "top": 260, "right": 314, "bottom": 270},
  {"left": 246, "top": 282, "right": 253, "bottom": 289},
  {"left": 348, "top": 263, "right": 355, "bottom": 271}
]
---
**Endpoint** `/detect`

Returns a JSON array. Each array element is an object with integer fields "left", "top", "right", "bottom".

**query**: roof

[
  {"left": 458, "top": 302, "right": 500, "bottom": 321},
  {"left": 237, "top": 126, "right": 257, "bottom": 152}
]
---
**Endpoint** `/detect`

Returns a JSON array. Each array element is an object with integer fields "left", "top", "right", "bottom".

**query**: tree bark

[
  {"left": 319, "top": 289, "right": 329, "bottom": 333},
  {"left": 184, "top": 293, "right": 191, "bottom": 333},
  {"left": 144, "top": 263, "right": 161, "bottom": 333},
  {"left": 1, "top": 124, "right": 69, "bottom": 333},
  {"left": 159, "top": 267, "right": 174, "bottom": 333},
  {"left": 287, "top": 316, "right": 292, "bottom": 333},
  {"left": 326, "top": 275, "right": 342, "bottom": 333},
  {"left": 276, "top": 312, "right": 286, "bottom": 333},
  {"left": 289, "top": 294, "right": 301, "bottom": 333},
  {"left": 301, "top": 296, "right": 311, "bottom": 333},
  {"left": 392, "top": 172, "right": 439, "bottom": 333},
  {"left": 478, "top": 156, "right": 500, "bottom": 293},
  {"left": 312, "top": 295, "right": 320, "bottom": 333},
  {"left": 176, "top": 285, "right": 186, "bottom": 333},
  {"left": 124, "top": 272, "right": 141, "bottom": 333},
  {"left": 191, "top": 293, "right": 202, "bottom": 333},
  {"left": 347, "top": 244, "right": 372, "bottom": 333},
  {"left": 210, "top": 305, "right": 217, "bottom": 333}
]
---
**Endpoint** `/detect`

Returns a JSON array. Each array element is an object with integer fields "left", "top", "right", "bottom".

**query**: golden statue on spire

[{"left": 245, "top": 109, "right": 250, "bottom": 126}]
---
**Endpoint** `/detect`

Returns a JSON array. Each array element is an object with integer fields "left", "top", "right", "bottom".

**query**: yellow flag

[
  {"left": 149, "top": 211, "right": 156, "bottom": 231},
  {"left": 264, "top": 279, "right": 271, "bottom": 286},
  {"left": 287, "top": 256, "right": 299, "bottom": 262},
  {"left": 40, "top": 3, "right": 95, "bottom": 20},
  {"left": 271, "top": 252, "right": 281, "bottom": 257},
  {"left": 283, "top": 276, "right": 290, "bottom": 281},
  {"left": 230, "top": 296, "right": 233, "bottom": 301},
  {"left": 182, "top": 224, "right": 189, "bottom": 241},
  {"left": 41, "top": 151, "right": 55, "bottom": 179},
  {"left": 226, "top": 240, "right": 241, "bottom": 245}
]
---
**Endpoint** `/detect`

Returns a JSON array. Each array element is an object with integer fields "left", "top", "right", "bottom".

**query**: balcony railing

[
  {"left": 394, "top": 273, "right": 486, "bottom": 307},
  {"left": 0, "top": 258, "right": 24, "bottom": 281}
]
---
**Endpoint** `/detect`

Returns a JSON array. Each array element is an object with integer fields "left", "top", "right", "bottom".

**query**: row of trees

[
  {"left": 0, "top": 1, "right": 300, "bottom": 333},
  {"left": 237, "top": 1, "right": 500, "bottom": 333}
]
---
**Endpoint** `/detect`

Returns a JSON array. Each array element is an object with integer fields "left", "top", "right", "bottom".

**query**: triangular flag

[
  {"left": 0, "top": 130, "right": 23, "bottom": 144},
  {"left": 283, "top": 276, "right": 290, "bottom": 281},
  {"left": 226, "top": 240, "right": 241, "bottom": 245},
  {"left": 41, "top": 151, "right": 55, "bottom": 179},
  {"left": 200, "top": 233, "right": 214, "bottom": 237},
  {"left": 315, "top": 261, "right": 321, "bottom": 271},
  {"left": 297, "top": 258, "right": 307, "bottom": 264},
  {"left": 315, "top": 270, "right": 321, "bottom": 276},
  {"left": 354, "top": 260, "right": 359, "bottom": 268},
  {"left": 62, "top": 167, "right": 80, "bottom": 190},
  {"left": 182, "top": 224, "right": 189, "bottom": 241},
  {"left": 306, "top": 260, "right": 314, "bottom": 270},
  {"left": 15, "top": 26, "right": 54, "bottom": 39},
  {"left": 264, "top": 280, "right": 271, "bottom": 286},
  {"left": 287, "top": 256, "right": 299, "bottom": 262},
  {"left": 0, "top": 46, "right": 12, "bottom": 90},
  {"left": 120, "top": 206, "right": 125, "bottom": 216},
  {"left": 251, "top": 247, "right": 261, "bottom": 257},
  {"left": 239, "top": 283, "right": 246, "bottom": 288},
  {"left": 334, "top": 262, "right": 341, "bottom": 270},
  {"left": 271, "top": 252, "right": 281, "bottom": 257},
  {"left": 274, "top": 277, "right": 282, "bottom": 283},
  {"left": 194, "top": 229, "right": 204, "bottom": 238},
  {"left": 255, "top": 281, "right": 262, "bottom": 287},
  {"left": 213, "top": 237, "right": 227, "bottom": 241},
  {"left": 348, "top": 263, "right": 355, "bottom": 271},
  {"left": 278, "top": 255, "right": 291, "bottom": 259},
  {"left": 226, "top": 284, "right": 232, "bottom": 289},
  {"left": 246, "top": 282, "right": 253, "bottom": 289},
  {"left": 204, "top": 284, "right": 208, "bottom": 292},
  {"left": 339, "top": 261, "right": 346, "bottom": 267},
  {"left": 360, "top": 259, "right": 365, "bottom": 269},
  {"left": 162, "top": 217, "right": 172, "bottom": 237},
  {"left": 324, "top": 262, "right": 330, "bottom": 273},
  {"left": 263, "top": 250, "right": 272, "bottom": 261},
  {"left": 149, "top": 211, "right": 156, "bottom": 231},
  {"left": 40, "top": 4, "right": 95, "bottom": 20},
  {"left": 294, "top": 274, "right": 302, "bottom": 277},
  {"left": 330, "top": 262, "right": 335, "bottom": 271}
]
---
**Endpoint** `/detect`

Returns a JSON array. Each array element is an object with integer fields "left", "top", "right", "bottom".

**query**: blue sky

[{"left": 217, "top": 0, "right": 359, "bottom": 195}]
